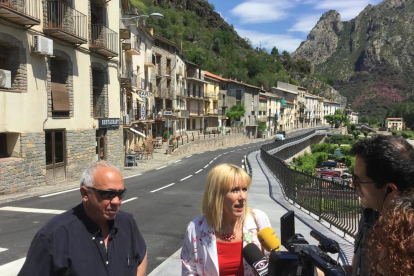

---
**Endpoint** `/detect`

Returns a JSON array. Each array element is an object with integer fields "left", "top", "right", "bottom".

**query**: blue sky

[{"left": 208, "top": 0, "right": 382, "bottom": 53}]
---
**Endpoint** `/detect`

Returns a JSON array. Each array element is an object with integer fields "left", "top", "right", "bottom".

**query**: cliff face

[{"left": 293, "top": 0, "right": 414, "bottom": 117}]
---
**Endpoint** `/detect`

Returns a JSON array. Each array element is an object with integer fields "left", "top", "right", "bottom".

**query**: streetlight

[{"left": 121, "top": 13, "right": 164, "bottom": 21}]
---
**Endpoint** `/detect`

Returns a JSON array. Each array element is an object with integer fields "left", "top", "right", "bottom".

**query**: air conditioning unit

[
  {"left": 0, "top": 69, "right": 11, "bottom": 89},
  {"left": 33, "top": 35, "right": 53, "bottom": 56}
]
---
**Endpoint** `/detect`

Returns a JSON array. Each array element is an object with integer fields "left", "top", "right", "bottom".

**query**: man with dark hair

[
  {"left": 18, "top": 162, "right": 147, "bottom": 276},
  {"left": 349, "top": 135, "right": 414, "bottom": 276}
]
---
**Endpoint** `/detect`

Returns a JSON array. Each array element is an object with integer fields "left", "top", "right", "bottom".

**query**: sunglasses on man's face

[
  {"left": 87, "top": 187, "right": 127, "bottom": 200},
  {"left": 352, "top": 175, "right": 376, "bottom": 185}
]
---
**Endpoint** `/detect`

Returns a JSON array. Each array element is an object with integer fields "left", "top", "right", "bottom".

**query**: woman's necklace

[{"left": 219, "top": 231, "right": 237, "bottom": 242}]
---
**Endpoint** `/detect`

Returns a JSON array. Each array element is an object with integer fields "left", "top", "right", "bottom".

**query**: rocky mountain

[{"left": 293, "top": 0, "right": 414, "bottom": 118}]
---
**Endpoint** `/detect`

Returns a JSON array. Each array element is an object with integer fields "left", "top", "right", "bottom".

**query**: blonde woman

[{"left": 181, "top": 164, "right": 271, "bottom": 276}]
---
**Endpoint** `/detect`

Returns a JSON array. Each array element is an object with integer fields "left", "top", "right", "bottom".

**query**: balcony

[
  {"left": 207, "top": 109, "right": 218, "bottom": 116},
  {"left": 0, "top": 0, "right": 40, "bottom": 26},
  {"left": 120, "top": 69, "right": 132, "bottom": 88},
  {"left": 119, "top": 18, "right": 130, "bottom": 40},
  {"left": 131, "top": 74, "right": 140, "bottom": 88},
  {"left": 43, "top": 1, "right": 87, "bottom": 45},
  {"left": 259, "top": 116, "right": 267, "bottom": 123},
  {"left": 177, "top": 65, "right": 184, "bottom": 76},
  {"left": 90, "top": 24, "right": 118, "bottom": 58},
  {"left": 144, "top": 53, "right": 155, "bottom": 67},
  {"left": 246, "top": 117, "right": 258, "bottom": 126},
  {"left": 125, "top": 37, "right": 140, "bottom": 55}
]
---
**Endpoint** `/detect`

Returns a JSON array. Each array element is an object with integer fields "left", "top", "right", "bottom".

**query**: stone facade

[
  {"left": 106, "top": 128, "right": 124, "bottom": 170},
  {"left": 90, "top": 62, "right": 109, "bottom": 117},
  {"left": 0, "top": 32, "right": 27, "bottom": 92},
  {"left": 152, "top": 45, "right": 176, "bottom": 101},
  {"left": 66, "top": 129, "right": 96, "bottom": 181},
  {"left": 0, "top": 132, "right": 46, "bottom": 195}
]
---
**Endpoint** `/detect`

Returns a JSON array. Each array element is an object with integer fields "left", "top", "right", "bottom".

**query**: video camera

[{"left": 268, "top": 211, "right": 346, "bottom": 276}]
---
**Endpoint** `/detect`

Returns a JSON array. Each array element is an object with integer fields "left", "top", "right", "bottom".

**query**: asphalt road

[{"left": 0, "top": 138, "right": 278, "bottom": 273}]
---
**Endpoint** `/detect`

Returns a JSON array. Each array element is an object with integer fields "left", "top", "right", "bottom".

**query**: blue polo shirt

[{"left": 18, "top": 203, "right": 147, "bottom": 276}]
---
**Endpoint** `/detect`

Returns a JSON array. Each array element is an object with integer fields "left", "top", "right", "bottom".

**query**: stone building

[
  {"left": 151, "top": 34, "right": 185, "bottom": 137},
  {"left": 0, "top": 0, "right": 122, "bottom": 194}
]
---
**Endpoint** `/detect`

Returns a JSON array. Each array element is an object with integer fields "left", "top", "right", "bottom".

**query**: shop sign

[{"left": 99, "top": 118, "right": 119, "bottom": 129}]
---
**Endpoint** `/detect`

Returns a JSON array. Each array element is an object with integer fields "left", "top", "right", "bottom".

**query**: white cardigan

[{"left": 181, "top": 209, "right": 271, "bottom": 276}]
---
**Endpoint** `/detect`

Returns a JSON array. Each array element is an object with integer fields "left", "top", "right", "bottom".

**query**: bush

[
  {"left": 326, "top": 135, "right": 354, "bottom": 146},
  {"left": 340, "top": 146, "right": 352, "bottom": 155},
  {"left": 344, "top": 156, "right": 355, "bottom": 171},
  {"left": 295, "top": 152, "right": 317, "bottom": 171},
  {"left": 311, "top": 143, "right": 337, "bottom": 154},
  {"left": 401, "top": 131, "right": 412, "bottom": 138},
  {"left": 391, "top": 130, "right": 398, "bottom": 136},
  {"left": 162, "top": 131, "right": 169, "bottom": 140},
  {"left": 314, "top": 152, "right": 328, "bottom": 167}
]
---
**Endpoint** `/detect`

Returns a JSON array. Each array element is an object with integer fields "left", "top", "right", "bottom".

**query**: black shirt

[
  {"left": 18, "top": 203, "right": 147, "bottom": 276},
  {"left": 352, "top": 208, "right": 379, "bottom": 276}
]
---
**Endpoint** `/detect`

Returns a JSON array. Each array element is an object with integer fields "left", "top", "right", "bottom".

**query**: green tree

[
  {"left": 271, "top": 46, "right": 279, "bottom": 56},
  {"left": 226, "top": 104, "right": 246, "bottom": 121},
  {"left": 258, "top": 122, "right": 267, "bottom": 132}
]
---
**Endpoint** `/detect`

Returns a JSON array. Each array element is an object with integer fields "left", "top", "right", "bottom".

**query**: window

[
  {"left": 96, "top": 129, "right": 107, "bottom": 161},
  {"left": 236, "top": 90, "right": 242, "bottom": 105},
  {"left": 51, "top": 58, "right": 70, "bottom": 117},
  {"left": 0, "top": 133, "right": 7, "bottom": 157}
]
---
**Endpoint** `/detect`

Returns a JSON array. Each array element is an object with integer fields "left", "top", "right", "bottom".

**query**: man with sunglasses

[
  {"left": 347, "top": 135, "right": 414, "bottom": 276},
  {"left": 19, "top": 162, "right": 147, "bottom": 276}
]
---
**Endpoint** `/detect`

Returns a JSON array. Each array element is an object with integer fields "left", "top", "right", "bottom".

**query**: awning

[
  {"left": 129, "top": 128, "right": 146, "bottom": 138},
  {"left": 131, "top": 91, "right": 144, "bottom": 102}
]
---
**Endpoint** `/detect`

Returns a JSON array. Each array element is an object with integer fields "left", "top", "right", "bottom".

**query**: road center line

[
  {"left": 123, "top": 173, "right": 142, "bottom": 179},
  {"left": 195, "top": 169, "right": 202, "bottom": 174},
  {"left": 209, "top": 161, "right": 213, "bottom": 164},
  {"left": 213, "top": 157, "right": 217, "bottom": 160},
  {"left": 0, "top": 248, "right": 8, "bottom": 253},
  {"left": 204, "top": 165, "right": 209, "bottom": 168},
  {"left": 39, "top": 188, "right": 79, "bottom": 198},
  {"left": 180, "top": 175, "right": 193, "bottom": 181},
  {"left": 156, "top": 166, "right": 167, "bottom": 170},
  {"left": 150, "top": 183, "right": 175, "bottom": 193},
  {"left": 0, "top": 207, "right": 65, "bottom": 214},
  {"left": 0, "top": 257, "right": 26, "bottom": 276},
  {"left": 122, "top": 197, "right": 138, "bottom": 203}
]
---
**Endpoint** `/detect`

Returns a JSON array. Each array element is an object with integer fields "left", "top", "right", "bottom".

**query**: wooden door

[{"left": 46, "top": 130, "right": 66, "bottom": 184}]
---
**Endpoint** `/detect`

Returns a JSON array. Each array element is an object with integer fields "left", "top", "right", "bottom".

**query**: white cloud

[
  {"left": 236, "top": 28, "right": 304, "bottom": 53},
  {"left": 230, "top": 0, "right": 293, "bottom": 24},
  {"left": 288, "top": 15, "right": 320, "bottom": 33},
  {"left": 313, "top": 0, "right": 375, "bottom": 20}
]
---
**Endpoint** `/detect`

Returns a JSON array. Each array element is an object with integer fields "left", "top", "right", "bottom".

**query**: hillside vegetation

[{"left": 132, "top": 0, "right": 337, "bottom": 96}]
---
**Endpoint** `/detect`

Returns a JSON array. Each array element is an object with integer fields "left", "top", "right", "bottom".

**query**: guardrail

[{"left": 260, "top": 128, "right": 360, "bottom": 237}]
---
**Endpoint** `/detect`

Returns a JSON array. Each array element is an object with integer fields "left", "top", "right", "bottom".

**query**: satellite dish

[{"left": 0, "top": 70, "right": 6, "bottom": 87}]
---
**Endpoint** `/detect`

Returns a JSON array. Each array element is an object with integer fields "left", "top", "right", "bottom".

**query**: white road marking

[
  {"left": 186, "top": 155, "right": 192, "bottom": 158},
  {"left": 209, "top": 161, "right": 213, "bottom": 164},
  {"left": 218, "top": 154, "right": 222, "bottom": 157},
  {"left": 124, "top": 173, "right": 142, "bottom": 179},
  {"left": 180, "top": 175, "right": 193, "bottom": 181},
  {"left": 213, "top": 157, "right": 217, "bottom": 160},
  {"left": 0, "top": 257, "right": 26, "bottom": 276},
  {"left": 39, "top": 188, "right": 79, "bottom": 198},
  {"left": 156, "top": 166, "right": 167, "bottom": 170},
  {"left": 204, "top": 165, "right": 209, "bottom": 168},
  {"left": 242, "top": 165, "right": 245, "bottom": 169},
  {"left": 122, "top": 197, "right": 138, "bottom": 203},
  {"left": 150, "top": 183, "right": 175, "bottom": 193},
  {"left": 223, "top": 152, "right": 228, "bottom": 154},
  {"left": 195, "top": 169, "right": 202, "bottom": 174},
  {"left": 0, "top": 207, "right": 65, "bottom": 214},
  {"left": 174, "top": 160, "right": 181, "bottom": 163},
  {"left": 197, "top": 152, "right": 204, "bottom": 154},
  {"left": 230, "top": 150, "right": 235, "bottom": 152},
  {"left": 242, "top": 159, "right": 245, "bottom": 162},
  {"left": 0, "top": 248, "right": 8, "bottom": 253}
]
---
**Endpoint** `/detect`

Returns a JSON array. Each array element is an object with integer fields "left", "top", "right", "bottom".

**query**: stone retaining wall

[{"left": 172, "top": 134, "right": 253, "bottom": 155}]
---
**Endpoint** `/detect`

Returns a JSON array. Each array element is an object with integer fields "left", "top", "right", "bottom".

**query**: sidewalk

[{"left": 148, "top": 149, "right": 354, "bottom": 276}]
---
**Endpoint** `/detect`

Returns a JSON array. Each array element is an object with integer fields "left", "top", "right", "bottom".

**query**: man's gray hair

[{"left": 80, "top": 162, "right": 121, "bottom": 188}]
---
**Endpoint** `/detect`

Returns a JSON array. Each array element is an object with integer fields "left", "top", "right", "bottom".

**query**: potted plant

[
  {"left": 162, "top": 131, "right": 169, "bottom": 142},
  {"left": 176, "top": 135, "right": 181, "bottom": 141}
]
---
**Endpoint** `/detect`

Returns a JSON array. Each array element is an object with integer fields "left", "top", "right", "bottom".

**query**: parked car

[
  {"left": 275, "top": 130, "right": 286, "bottom": 141},
  {"left": 317, "top": 169, "right": 341, "bottom": 178}
]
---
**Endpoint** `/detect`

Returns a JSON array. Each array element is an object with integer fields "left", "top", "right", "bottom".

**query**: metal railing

[
  {"left": 0, "top": 0, "right": 40, "bottom": 20},
  {"left": 90, "top": 24, "right": 118, "bottom": 54},
  {"left": 44, "top": 0, "right": 87, "bottom": 40},
  {"left": 260, "top": 129, "right": 360, "bottom": 237}
]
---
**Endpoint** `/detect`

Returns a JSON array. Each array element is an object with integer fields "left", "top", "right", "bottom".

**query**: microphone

[
  {"left": 258, "top": 227, "right": 281, "bottom": 251},
  {"left": 310, "top": 230, "right": 340, "bottom": 254},
  {"left": 242, "top": 243, "right": 268, "bottom": 276}
]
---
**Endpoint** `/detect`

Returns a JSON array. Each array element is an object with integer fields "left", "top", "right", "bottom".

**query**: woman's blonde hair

[{"left": 201, "top": 163, "right": 252, "bottom": 232}]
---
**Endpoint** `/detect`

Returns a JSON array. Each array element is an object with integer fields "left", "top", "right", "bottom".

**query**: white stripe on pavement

[
  {"left": 186, "top": 155, "right": 192, "bottom": 158},
  {"left": 0, "top": 257, "right": 26, "bottom": 276},
  {"left": 209, "top": 161, "right": 213, "bottom": 164},
  {"left": 0, "top": 207, "right": 65, "bottom": 214},
  {"left": 174, "top": 160, "right": 181, "bottom": 163},
  {"left": 124, "top": 173, "right": 142, "bottom": 179},
  {"left": 180, "top": 175, "right": 192, "bottom": 181},
  {"left": 0, "top": 248, "right": 8, "bottom": 253},
  {"left": 150, "top": 183, "right": 175, "bottom": 193},
  {"left": 195, "top": 169, "right": 202, "bottom": 174},
  {"left": 242, "top": 165, "right": 245, "bottom": 169},
  {"left": 204, "top": 165, "right": 209, "bottom": 168},
  {"left": 39, "top": 188, "right": 79, "bottom": 198},
  {"left": 122, "top": 197, "right": 138, "bottom": 203},
  {"left": 197, "top": 152, "right": 204, "bottom": 154},
  {"left": 156, "top": 166, "right": 167, "bottom": 170}
]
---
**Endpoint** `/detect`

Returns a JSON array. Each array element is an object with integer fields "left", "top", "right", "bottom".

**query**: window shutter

[{"left": 51, "top": 82, "right": 70, "bottom": 111}]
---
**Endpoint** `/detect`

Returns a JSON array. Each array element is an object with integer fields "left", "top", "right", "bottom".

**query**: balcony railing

[
  {"left": 0, "top": 0, "right": 40, "bottom": 25},
  {"left": 144, "top": 53, "right": 155, "bottom": 67},
  {"left": 44, "top": 0, "right": 87, "bottom": 44},
  {"left": 90, "top": 24, "right": 118, "bottom": 57},
  {"left": 125, "top": 37, "right": 140, "bottom": 55}
]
